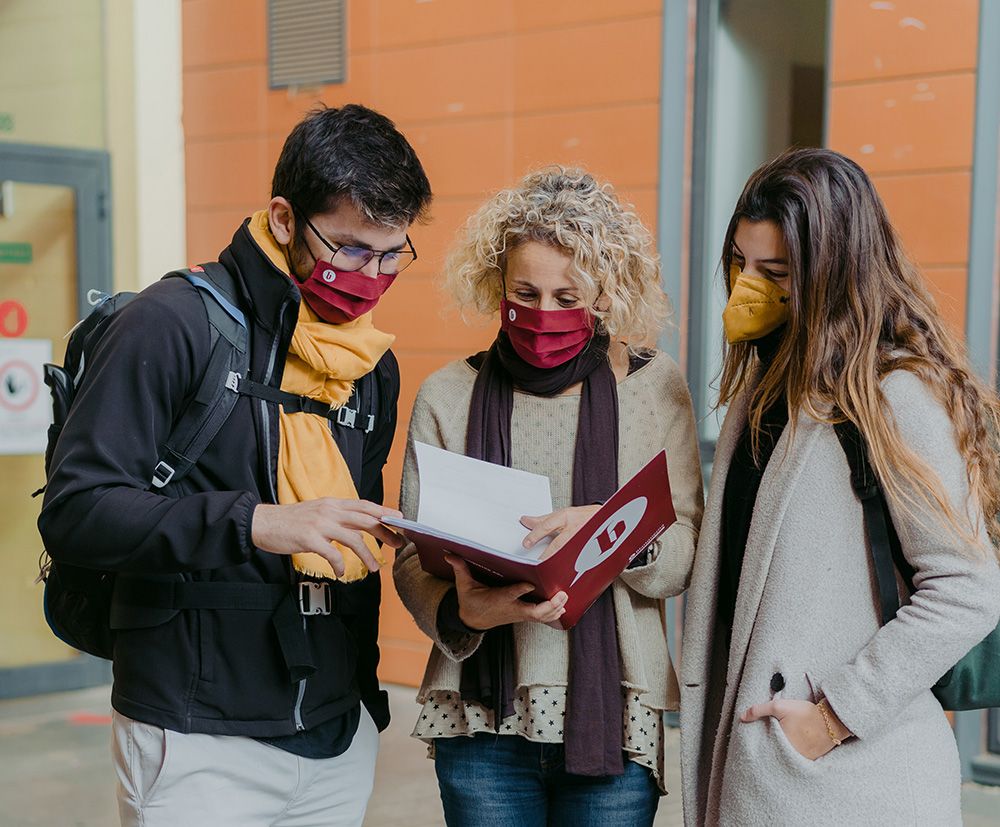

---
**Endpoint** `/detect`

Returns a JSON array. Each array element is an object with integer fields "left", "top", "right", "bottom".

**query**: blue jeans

[{"left": 433, "top": 734, "right": 660, "bottom": 827}]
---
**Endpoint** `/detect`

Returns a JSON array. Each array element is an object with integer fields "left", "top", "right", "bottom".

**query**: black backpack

[
  {"left": 37, "top": 262, "right": 391, "bottom": 662},
  {"left": 835, "top": 420, "right": 1000, "bottom": 711},
  {"left": 36, "top": 263, "right": 251, "bottom": 659}
]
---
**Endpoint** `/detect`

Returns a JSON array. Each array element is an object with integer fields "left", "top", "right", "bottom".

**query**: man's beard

[{"left": 285, "top": 232, "right": 314, "bottom": 282}]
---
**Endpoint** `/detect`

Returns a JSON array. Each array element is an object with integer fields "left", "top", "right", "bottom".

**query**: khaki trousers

[{"left": 112, "top": 706, "right": 378, "bottom": 827}]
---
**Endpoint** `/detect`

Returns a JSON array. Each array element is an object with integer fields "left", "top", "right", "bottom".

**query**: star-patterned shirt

[{"left": 412, "top": 685, "right": 666, "bottom": 792}]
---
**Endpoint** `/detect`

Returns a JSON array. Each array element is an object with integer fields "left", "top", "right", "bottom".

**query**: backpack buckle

[
  {"left": 151, "top": 461, "right": 176, "bottom": 489},
  {"left": 86, "top": 289, "right": 110, "bottom": 307},
  {"left": 298, "top": 581, "right": 332, "bottom": 616},
  {"left": 225, "top": 371, "right": 241, "bottom": 392},
  {"left": 334, "top": 406, "right": 375, "bottom": 433}
]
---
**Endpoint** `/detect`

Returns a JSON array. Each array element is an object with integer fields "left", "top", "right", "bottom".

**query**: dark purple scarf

[{"left": 463, "top": 329, "right": 625, "bottom": 777}]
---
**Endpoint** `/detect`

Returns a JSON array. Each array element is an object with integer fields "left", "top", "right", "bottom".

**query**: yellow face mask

[{"left": 722, "top": 264, "right": 790, "bottom": 344}]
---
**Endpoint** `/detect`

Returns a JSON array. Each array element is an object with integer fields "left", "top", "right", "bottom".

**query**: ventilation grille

[{"left": 268, "top": 0, "right": 346, "bottom": 89}]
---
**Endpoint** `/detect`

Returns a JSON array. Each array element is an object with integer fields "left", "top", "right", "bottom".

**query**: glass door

[
  {"left": 688, "top": 0, "right": 830, "bottom": 456},
  {"left": 0, "top": 144, "right": 111, "bottom": 696}
]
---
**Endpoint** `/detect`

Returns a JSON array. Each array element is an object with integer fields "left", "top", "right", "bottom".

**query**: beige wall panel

[{"left": 0, "top": 0, "right": 104, "bottom": 149}]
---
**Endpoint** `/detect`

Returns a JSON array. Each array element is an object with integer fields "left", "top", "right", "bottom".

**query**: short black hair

[{"left": 271, "top": 104, "right": 432, "bottom": 228}]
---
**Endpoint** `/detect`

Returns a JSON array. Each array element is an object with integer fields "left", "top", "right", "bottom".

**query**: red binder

[{"left": 384, "top": 450, "right": 675, "bottom": 630}]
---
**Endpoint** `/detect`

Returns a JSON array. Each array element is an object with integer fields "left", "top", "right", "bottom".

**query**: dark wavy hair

[
  {"left": 718, "top": 147, "right": 1000, "bottom": 551},
  {"left": 271, "top": 104, "right": 432, "bottom": 229}
]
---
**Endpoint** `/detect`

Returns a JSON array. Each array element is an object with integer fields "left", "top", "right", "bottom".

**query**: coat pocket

[{"left": 768, "top": 717, "right": 819, "bottom": 775}]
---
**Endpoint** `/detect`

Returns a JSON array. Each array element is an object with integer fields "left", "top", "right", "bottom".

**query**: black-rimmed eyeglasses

[{"left": 303, "top": 215, "right": 417, "bottom": 276}]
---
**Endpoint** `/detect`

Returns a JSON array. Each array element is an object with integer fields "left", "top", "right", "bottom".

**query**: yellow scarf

[{"left": 248, "top": 211, "right": 395, "bottom": 582}]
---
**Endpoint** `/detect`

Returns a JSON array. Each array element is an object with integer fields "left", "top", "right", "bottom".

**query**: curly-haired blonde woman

[
  {"left": 680, "top": 148, "right": 1000, "bottom": 826},
  {"left": 393, "top": 168, "right": 704, "bottom": 826}
]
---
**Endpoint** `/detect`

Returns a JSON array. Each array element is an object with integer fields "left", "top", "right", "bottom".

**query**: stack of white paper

[{"left": 414, "top": 441, "right": 553, "bottom": 559}]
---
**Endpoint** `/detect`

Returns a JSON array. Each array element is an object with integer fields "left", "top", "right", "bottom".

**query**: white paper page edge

[
  {"left": 414, "top": 441, "right": 553, "bottom": 557},
  {"left": 383, "top": 517, "right": 545, "bottom": 565}
]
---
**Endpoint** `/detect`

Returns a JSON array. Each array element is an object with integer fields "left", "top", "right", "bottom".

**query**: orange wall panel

[
  {"left": 404, "top": 120, "right": 511, "bottom": 200},
  {"left": 410, "top": 197, "right": 484, "bottom": 272},
  {"left": 512, "top": 17, "right": 660, "bottom": 113},
  {"left": 380, "top": 572, "right": 430, "bottom": 643},
  {"left": 186, "top": 207, "right": 243, "bottom": 265},
  {"left": 827, "top": 0, "right": 980, "bottom": 348},
  {"left": 263, "top": 55, "right": 377, "bottom": 137},
  {"left": 381, "top": 538, "right": 435, "bottom": 686},
  {"left": 922, "top": 267, "right": 968, "bottom": 335},
  {"left": 394, "top": 353, "right": 479, "bottom": 429},
  {"left": 372, "top": 0, "right": 513, "bottom": 49},
  {"left": 382, "top": 449, "right": 404, "bottom": 510},
  {"left": 183, "top": 65, "right": 267, "bottom": 140},
  {"left": 511, "top": 0, "right": 661, "bottom": 30},
  {"left": 373, "top": 37, "right": 513, "bottom": 123},
  {"left": 265, "top": 133, "right": 288, "bottom": 179},
  {"left": 828, "top": 74, "right": 976, "bottom": 173},
  {"left": 512, "top": 103, "right": 660, "bottom": 189},
  {"left": 185, "top": 137, "right": 271, "bottom": 210},
  {"left": 622, "top": 188, "right": 658, "bottom": 236},
  {"left": 379, "top": 279, "right": 497, "bottom": 355},
  {"left": 872, "top": 172, "right": 971, "bottom": 267},
  {"left": 379, "top": 639, "right": 432, "bottom": 687},
  {"left": 830, "top": 0, "right": 979, "bottom": 83},
  {"left": 347, "top": 0, "right": 377, "bottom": 53},
  {"left": 182, "top": 0, "right": 267, "bottom": 69}
]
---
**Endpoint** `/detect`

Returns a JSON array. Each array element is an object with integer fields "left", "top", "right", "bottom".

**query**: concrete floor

[{"left": 0, "top": 684, "right": 997, "bottom": 826}]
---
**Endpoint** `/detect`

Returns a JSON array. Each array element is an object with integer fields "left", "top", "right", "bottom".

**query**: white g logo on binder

[{"left": 571, "top": 496, "right": 648, "bottom": 585}]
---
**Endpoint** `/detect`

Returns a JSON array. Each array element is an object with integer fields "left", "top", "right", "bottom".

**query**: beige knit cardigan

[{"left": 392, "top": 351, "right": 704, "bottom": 712}]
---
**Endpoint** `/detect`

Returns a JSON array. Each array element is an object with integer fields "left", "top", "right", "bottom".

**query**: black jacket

[{"left": 38, "top": 219, "right": 399, "bottom": 736}]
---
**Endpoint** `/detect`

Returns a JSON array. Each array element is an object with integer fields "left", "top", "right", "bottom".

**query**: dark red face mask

[
  {"left": 298, "top": 261, "right": 397, "bottom": 324},
  {"left": 500, "top": 299, "right": 594, "bottom": 369}
]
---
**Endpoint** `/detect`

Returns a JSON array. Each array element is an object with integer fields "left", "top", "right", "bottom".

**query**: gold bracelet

[{"left": 816, "top": 699, "right": 843, "bottom": 747}]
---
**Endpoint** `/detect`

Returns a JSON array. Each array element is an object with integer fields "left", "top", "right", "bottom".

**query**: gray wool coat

[{"left": 679, "top": 370, "right": 1000, "bottom": 827}]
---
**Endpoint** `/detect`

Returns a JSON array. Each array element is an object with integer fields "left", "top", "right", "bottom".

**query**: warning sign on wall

[
  {"left": 0, "top": 300, "right": 29, "bottom": 338},
  {"left": 0, "top": 338, "right": 52, "bottom": 455}
]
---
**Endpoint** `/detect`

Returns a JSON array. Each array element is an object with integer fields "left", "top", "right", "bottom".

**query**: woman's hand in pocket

[{"left": 741, "top": 698, "right": 850, "bottom": 761}]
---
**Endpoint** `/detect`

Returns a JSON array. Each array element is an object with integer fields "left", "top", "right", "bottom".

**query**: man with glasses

[{"left": 39, "top": 105, "right": 431, "bottom": 826}]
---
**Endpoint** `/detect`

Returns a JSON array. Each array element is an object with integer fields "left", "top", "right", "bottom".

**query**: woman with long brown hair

[{"left": 679, "top": 147, "right": 1000, "bottom": 825}]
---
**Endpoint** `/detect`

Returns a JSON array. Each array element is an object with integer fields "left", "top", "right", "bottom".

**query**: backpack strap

[
  {"left": 833, "top": 419, "right": 915, "bottom": 626},
  {"left": 235, "top": 376, "right": 376, "bottom": 432},
  {"left": 151, "top": 260, "right": 384, "bottom": 489},
  {"left": 333, "top": 369, "right": 373, "bottom": 484},
  {"left": 153, "top": 263, "right": 250, "bottom": 489},
  {"left": 237, "top": 363, "right": 383, "bottom": 491},
  {"left": 329, "top": 350, "right": 394, "bottom": 487}
]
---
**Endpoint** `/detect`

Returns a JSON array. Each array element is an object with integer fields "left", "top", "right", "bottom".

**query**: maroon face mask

[
  {"left": 298, "top": 260, "right": 397, "bottom": 324},
  {"left": 500, "top": 299, "right": 594, "bottom": 369}
]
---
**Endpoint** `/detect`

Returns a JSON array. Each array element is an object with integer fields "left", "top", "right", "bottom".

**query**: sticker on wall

[
  {"left": 0, "top": 338, "right": 52, "bottom": 455},
  {"left": 0, "top": 300, "right": 29, "bottom": 338},
  {"left": 0, "top": 243, "right": 32, "bottom": 264}
]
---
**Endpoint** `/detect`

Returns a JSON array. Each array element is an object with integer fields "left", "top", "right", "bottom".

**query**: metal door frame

[
  {"left": 962, "top": 0, "right": 1000, "bottom": 787},
  {"left": 0, "top": 142, "right": 113, "bottom": 315},
  {"left": 0, "top": 142, "right": 113, "bottom": 698}
]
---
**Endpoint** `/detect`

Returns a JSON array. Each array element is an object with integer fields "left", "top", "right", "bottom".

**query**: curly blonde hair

[{"left": 445, "top": 167, "right": 670, "bottom": 346}]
